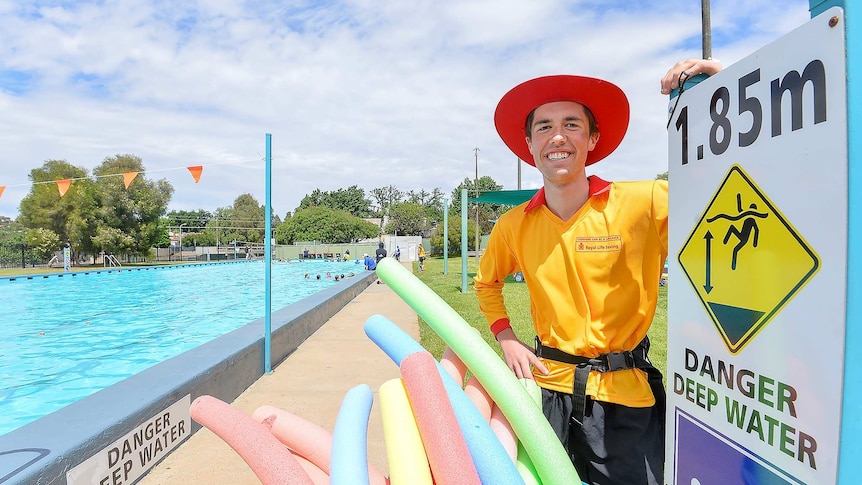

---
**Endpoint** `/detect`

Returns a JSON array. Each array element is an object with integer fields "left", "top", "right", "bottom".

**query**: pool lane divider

[
  {"left": 374, "top": 257, "right": 581, "bottom": 485},
  {"left": 0, "top": 260, "right": 252, "bottom": 282}
]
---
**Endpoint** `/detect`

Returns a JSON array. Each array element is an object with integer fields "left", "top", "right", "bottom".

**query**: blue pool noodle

[
  {"left": 364, "top": 314, "right": 524, "bottom": 485},
  {"left": 330, "top": 384, "right": 373, "bottom": 485}
]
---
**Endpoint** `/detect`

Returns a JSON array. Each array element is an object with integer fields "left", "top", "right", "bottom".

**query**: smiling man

[{"left": 473, "top": 64, "right": 719, "bottom": 485}]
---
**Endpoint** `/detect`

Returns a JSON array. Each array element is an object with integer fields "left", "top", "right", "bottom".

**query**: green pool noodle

[
  {"left": 515, "top": 378, "right": 542, "bottom": 485},
  {"left": 376, "top": 258, "right": 580, "bottom": 485}
]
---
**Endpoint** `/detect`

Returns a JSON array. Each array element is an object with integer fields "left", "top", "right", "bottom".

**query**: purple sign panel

[{"left": 674, "top": 409, "right": 801, "bottom": 485}]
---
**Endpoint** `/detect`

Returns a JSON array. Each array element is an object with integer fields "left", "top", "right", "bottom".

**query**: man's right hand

[{"left": 495, "top": 328, "right": 549, "bottom": 379}]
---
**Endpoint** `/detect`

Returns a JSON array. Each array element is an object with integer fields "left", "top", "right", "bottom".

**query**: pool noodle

[
  {"left": 364, "top": 314, "right": 524, "bottom": 485},
  {"left": 330, "top": 384, "right": 374, "bottom": 485},
  {"left": 375, "top": 257, "right": 580, "bottom": 485},
  {"left": 378, "top": 378, "right": 433, "bottom": 485},
  {"left": 440, "top": 347, "right": 467, "bottom": 385},
  {"left": 515, "top": 378, "right": 542, "bottom": 485},
  {"left": 252, "top": 406, "right": 333, "bottom": 471},
  {"left": 400, "top": 351, "right": 481, "bottom": 485},
  {"left": 252, "top": 405, "right": 388, "bottom": 485},
  {"left": 464, "top": 376, "right": 493, "bottom": 422},
  {"left": 289, "top": 449, "right": 331, "bottom": 485},
  {"left": 189, "top": 395, "right": 314, "bottom": 485},
  {"left": 465, "top": 375, "right": 517, "bottom": 461}
]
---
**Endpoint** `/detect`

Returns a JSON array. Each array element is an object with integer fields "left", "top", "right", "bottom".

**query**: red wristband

[{"left": 490, "top": 318, "right": 512, "bottom": 338}]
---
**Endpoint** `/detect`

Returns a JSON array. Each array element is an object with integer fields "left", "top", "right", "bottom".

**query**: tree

[
  {"left": 276, "top": 206, "right": 379, "bottom": 244},
  {"left": 26, "top": 228, "right": 61, "bottom": 261},
  {"left": 91, "top": 154, "right": 174, "bottom": 256},
  {"left": 384, "top": 202, "right": 427, "bottom": 236},
  {"left": 18, "top": 159, "right": 92, "bottom": 244},
  {"left": 448, "top": 176, "right": 505, "bottom": 236},
  {"left": 369, "top": 185, "right": 404, "bottom": 219},
  {"left": 91, "top": 226, "right": 136, "bottom": 256},
  {"left": 166, "top": 209, "right": 213, "bottom": 231},
  {"left": 224, "top": 194, "right": 266, "bottom": 244},
  {"left": 296, "top": 186, "right": 373, "bottom": 218},
  {"left": 429, "top": 215, "right": 479, "bottom": 254},
  {"left": 0, "top": 219, "right": 28, "bottom": 267},
  {"left": 656, "top": 171, "right": 668, "bottom": 180}
]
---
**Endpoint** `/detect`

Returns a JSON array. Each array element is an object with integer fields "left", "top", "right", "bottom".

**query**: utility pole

[
  {"left": 474, "top": 147, "right": 480, "bottom": 263},
  {"left": 517, "top": 156, "right": 522, "bottom": 190},
  {"left": 702, "top": 0, "right": 712, "bottom": 59}
]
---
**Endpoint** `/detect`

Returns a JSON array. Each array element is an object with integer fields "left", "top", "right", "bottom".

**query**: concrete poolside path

[{"left": 139, "top": 262, "right": 418, "bottom": 484}]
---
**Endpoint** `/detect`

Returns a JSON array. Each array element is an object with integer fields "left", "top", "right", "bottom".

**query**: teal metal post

[
  {"left": 808, "top": 1, "right": 862, "bottom": 482},
  {"left": 264, "top": 133, "right": 273, "bottom": 374},
  {"left": 443, "top": 197, "right": 449, "bottom": 274},
  {"left": 461, "top": 188, "right": 468, "bottom": 293}
]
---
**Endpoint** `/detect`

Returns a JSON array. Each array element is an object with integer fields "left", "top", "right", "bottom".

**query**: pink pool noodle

[
  {"left": 463, "top": 376, "right": 493, "bottom": 422},
  {"left": 465, "top": 376, "right": 517, "bottom": 461},
  {"left": 439, "top": 347, "right": 467, "bottom": 385},
  {"left": 400, "top": 351, "right": 481, "bottom": 485},
  {"left": 289, "top": 450, "right": 331, "bottom": 485},
  {"left": 189, "top": 395, "right": 313, "bottom": 485},
  {"left": 490, "top": 405, "right": 518, "bottom": 461},
  {"left": 252, "top": 405, "right": 388, "bottom": 485}
]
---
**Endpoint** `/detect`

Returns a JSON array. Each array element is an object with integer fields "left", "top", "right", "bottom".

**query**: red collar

[{"left": 524, "top": 176, "right": 611, "bottom": 212}]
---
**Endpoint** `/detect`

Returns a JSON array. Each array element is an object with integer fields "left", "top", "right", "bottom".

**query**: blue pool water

[{"left": 0, "top": 259, "right": 365, "bottom": 436}]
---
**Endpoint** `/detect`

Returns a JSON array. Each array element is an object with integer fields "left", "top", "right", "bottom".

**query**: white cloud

[{"left": 0, "top": 0, "right": 811, "bottom": 218}]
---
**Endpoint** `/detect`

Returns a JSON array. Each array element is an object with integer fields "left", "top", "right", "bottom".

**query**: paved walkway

[{"left": 139, "top": 263, "right": 417, "bottom": 484}]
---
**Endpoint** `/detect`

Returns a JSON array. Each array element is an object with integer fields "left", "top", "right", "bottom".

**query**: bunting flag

[
  {"left": 187, "top": 165, "right": 203, "bottom": 183},
  {"left": 56, "top": 179, "right": 71, "bottom": 197},
  {"left": 0, "top": 186, "right": 5, "bottom": 200},
  {"left": 122, "top": 171, "right": 139, "bottom": 189}
]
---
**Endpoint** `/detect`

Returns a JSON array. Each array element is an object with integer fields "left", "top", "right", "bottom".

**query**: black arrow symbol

[{"left": 703, "top": 230, "right": 714, "bottom": 294}]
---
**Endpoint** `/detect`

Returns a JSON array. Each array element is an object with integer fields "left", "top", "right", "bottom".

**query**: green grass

[{"left": 414, "top": 256, "right": 668, "bottom": 377}]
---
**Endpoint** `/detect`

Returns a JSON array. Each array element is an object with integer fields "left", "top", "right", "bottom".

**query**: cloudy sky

[{"left": 0, "top": 0, "right": 811, "bottom": 219}]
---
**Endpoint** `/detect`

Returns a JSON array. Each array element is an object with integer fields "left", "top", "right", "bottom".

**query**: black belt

[{"left": 534, "top": 336, "right": 653, "bottom": 425}]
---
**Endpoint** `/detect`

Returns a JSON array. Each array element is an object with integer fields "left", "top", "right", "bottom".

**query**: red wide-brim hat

[{"left": 494, "top": 75, "right": 630, "bottom": 166}]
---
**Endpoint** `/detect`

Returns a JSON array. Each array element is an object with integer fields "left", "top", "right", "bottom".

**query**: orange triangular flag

[
  {"left": 123, "top": 171, "right": 139, "bottom": 189},
  {"left": 0, "top": 186, "right": 5, "bottom": 200},
  {"left": 187, "top": 165, "right": 203, "bottom": 184},
  {"left": 56, "top": 179, "right": 71, "bottom": 197}
]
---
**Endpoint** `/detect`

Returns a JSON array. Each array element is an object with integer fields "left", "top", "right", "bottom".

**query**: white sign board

[
  {"left": 66, "top": 395, "right": 191, "bottom": 485},
  {"left": 667, "top": 7, "right": 846, "bottom": 485}
]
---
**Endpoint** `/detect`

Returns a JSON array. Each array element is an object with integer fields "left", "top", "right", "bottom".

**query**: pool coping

[{"left": 0, "top": 269, "right": 377, "bottom": 484}]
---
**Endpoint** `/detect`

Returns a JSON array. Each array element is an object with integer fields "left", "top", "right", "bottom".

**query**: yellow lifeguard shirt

[{"left": 475, "top": 176, "right": 668, "bottom": 407}]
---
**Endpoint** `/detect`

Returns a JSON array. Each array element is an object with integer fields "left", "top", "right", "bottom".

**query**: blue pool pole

[{"left": 264, "top": 133, "right": 273, "bottom": 374}]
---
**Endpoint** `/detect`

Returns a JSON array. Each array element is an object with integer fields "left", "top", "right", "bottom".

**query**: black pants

[{"left": 542, "top": 388, "right": 665, "bottom": 485}]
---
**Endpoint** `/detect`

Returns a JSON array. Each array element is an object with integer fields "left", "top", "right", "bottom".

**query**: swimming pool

[{"left": 0, "top": 259, "right": 365, "bottom": 436}]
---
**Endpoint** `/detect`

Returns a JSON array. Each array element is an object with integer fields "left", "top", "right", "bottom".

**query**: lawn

[{"left": 413, "top": 256, "right": 668, "bottom": 377}]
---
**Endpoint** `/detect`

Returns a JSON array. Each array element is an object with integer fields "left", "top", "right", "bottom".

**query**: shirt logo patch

[{"left": 575, "top": 235, "right": 622, "bottom": 252}]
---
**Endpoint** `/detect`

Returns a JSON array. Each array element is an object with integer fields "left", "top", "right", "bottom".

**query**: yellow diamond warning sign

[{"left": 678, "top": 164, "right": 820, "bottom": 354}]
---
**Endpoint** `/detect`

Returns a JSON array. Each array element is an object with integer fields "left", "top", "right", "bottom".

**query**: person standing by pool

[
  {"left": 474, "top": 60, "right": 721, "bottom": 485},
  {"left": 375, "top": 241, "right": 387, "bottom": 263},
  {"left": 417, "top": 244, "right": 426, "bottom": 272}
]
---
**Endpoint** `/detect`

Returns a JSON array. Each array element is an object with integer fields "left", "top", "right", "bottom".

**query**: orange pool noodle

[{"left": 190, "top": 395, "right": 313, "bottom": 485}]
